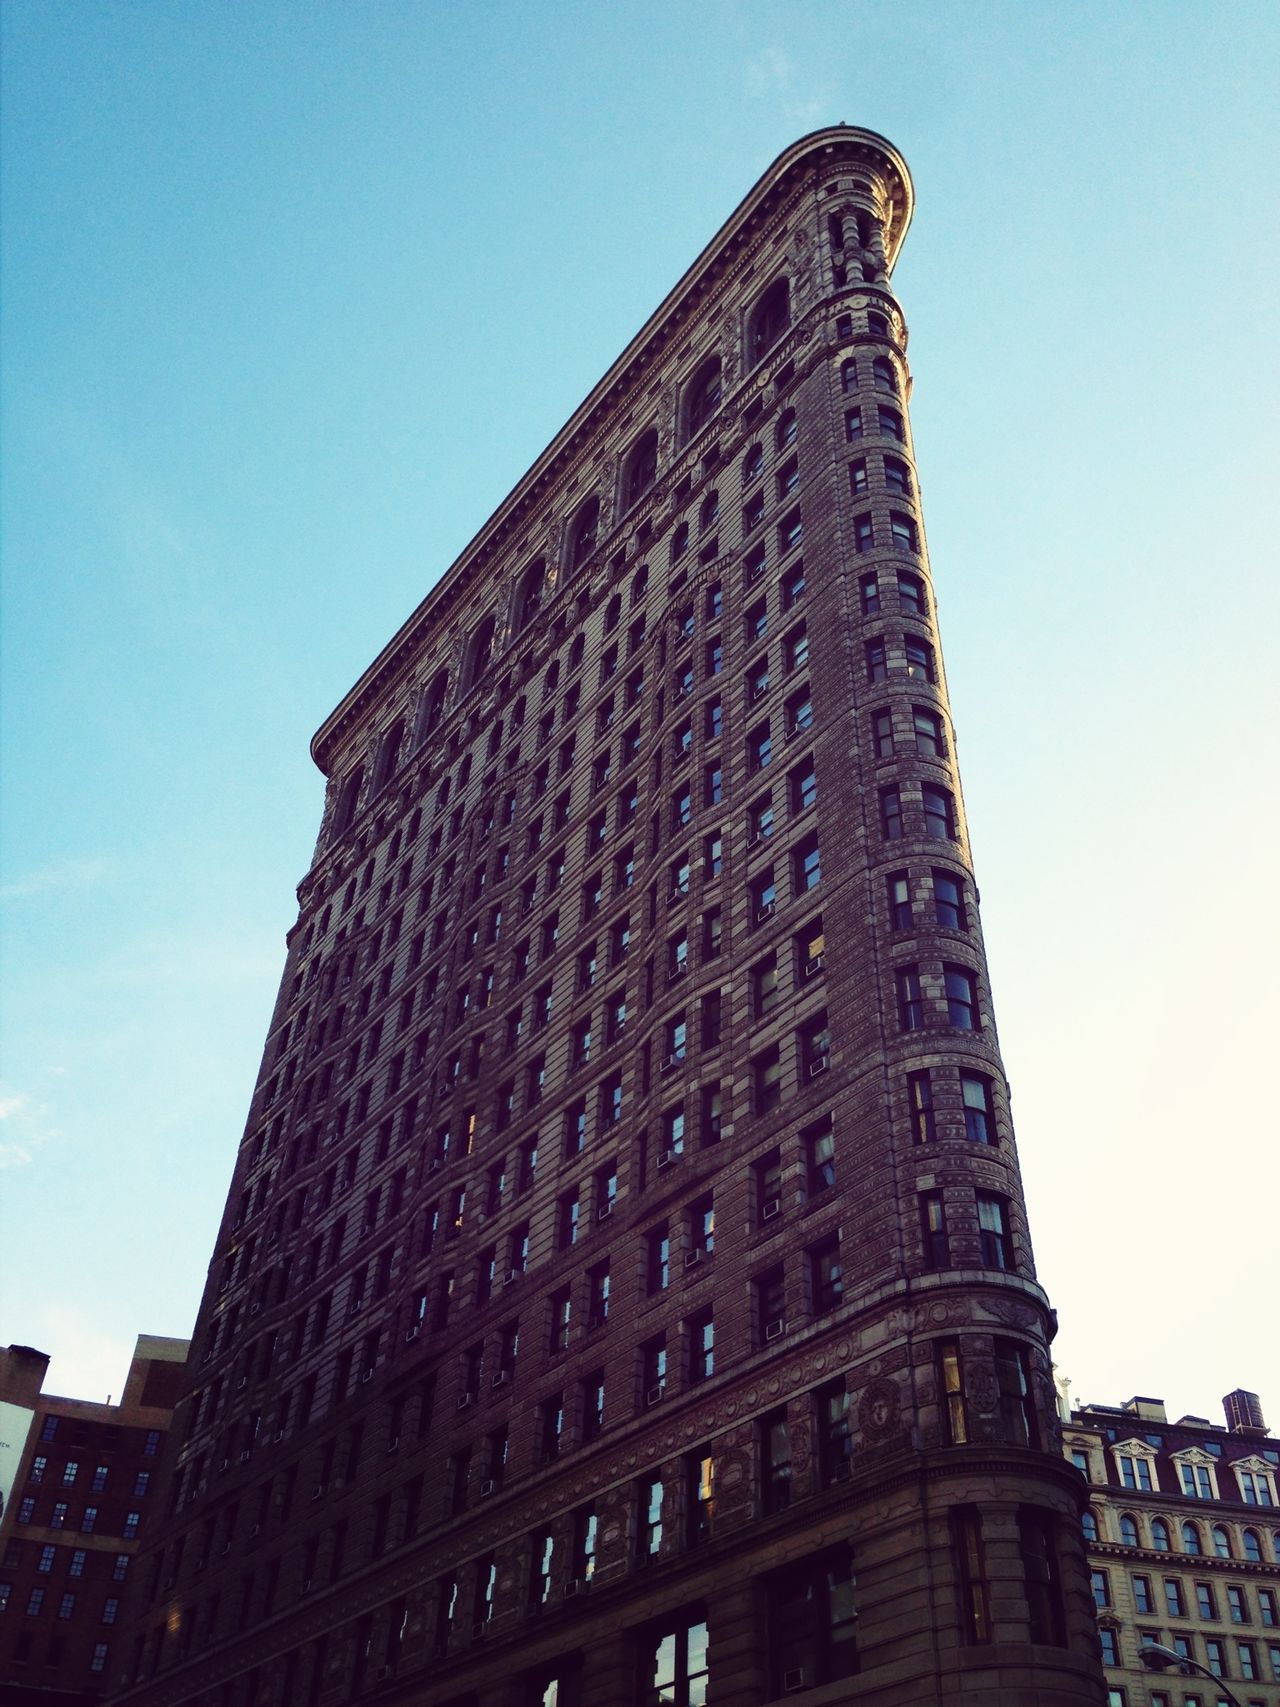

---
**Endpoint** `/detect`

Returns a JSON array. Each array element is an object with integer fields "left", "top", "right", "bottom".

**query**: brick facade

[{"left": 0, "top": 1337, "right": 187, "bottom": 1703}]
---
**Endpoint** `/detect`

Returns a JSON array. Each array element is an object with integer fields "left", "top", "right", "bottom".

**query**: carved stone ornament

[
  {"left": 967, "top": 1365, "right": 999, "bottom": 1415},
  {"left": 859, "top": 1376, "right": 901, "bottom": 1441}
]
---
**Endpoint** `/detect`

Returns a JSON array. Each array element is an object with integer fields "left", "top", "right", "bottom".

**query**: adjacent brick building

[
  {"left": 0, "top": 1336, "right": 187, "bottom": 1703},
  {"left": 1064, "top": 1386, "right": 1280, "bottom": 1707},
  {"left": 112, "top": 126, "right": 1104, "bottom": 1705}
]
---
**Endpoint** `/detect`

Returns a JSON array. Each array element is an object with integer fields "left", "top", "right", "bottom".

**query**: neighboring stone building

[
  {"left": 1064, "top": 1387, "right": 1280, "bottom": 1707},
  {"left": 0, "top": 1337, "right": 187, "bottom": 1704},
  {"left": 112, "top": 127, "right": 1103, "bottom": 1705}
]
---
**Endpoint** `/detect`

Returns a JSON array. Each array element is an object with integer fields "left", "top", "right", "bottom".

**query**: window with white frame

[
  {"left": 1172, "top": 1448, "right": 1219, "bottom": 1500},
  {"left": 1111, "top": 1441, "right": 1159, "bottom": 1493},
  {"left": 1231, "top": 1457, "right": 1277, "bottom": 1507}
]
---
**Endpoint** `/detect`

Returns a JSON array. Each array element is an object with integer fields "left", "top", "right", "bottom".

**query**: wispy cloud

[
  {"left": 0, "top": 856, "right": 113, "bottom": 903},
  {"left": 0, "top": 1087, "right": 58, "bottom": 1168},
  {"left": 742, "top": 47, "right": 829, "bottom": 126}
]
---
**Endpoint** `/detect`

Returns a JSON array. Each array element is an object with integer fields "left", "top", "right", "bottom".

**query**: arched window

[
  {"left": 749, "top": 277, "right": 790, "bottom": 365},
  {"left": 840, "top": 358, "right": 858, "bottom": 394},
  {"left": 436, "top": 776, "right": 451, "bottom": 812},
  {"left": 514, "top": 558, "right": 547, "bottom": 633},
  {"left": 1081, "top": 1509, "right": 1099, "bottom": 1542},
  {"left": 1151, "top": 1519, "right": 1171, "bottom": 1552},
  {"left": 604, "top": 594, "right": 622, "bottom": 634},
  {"left": 543, "top": 659, "right": 560, "bottom": 699},
  {"left": 1119, "top": 1514, "right": 1139, "bottom": 1547},
  {"left": 873, "top": 356, "right": 897, "bottom": 396},
  {"left": 568, "top": 633, "right": 586, "bottom": 674},
  {"left": 742, "top": 442, "right": 763, "bottom": 484},
  {"left": 332, "top": 764, "right": 364, "bottom": 835},
  {"left": 1212, "top": 1525, "right": 1232, "bottom": 1558},
  {"left": 630, "top": 564, "right": 649, "bottom": 608},
  {"left": 623, "top": 429, "right": 658, "bottom": 511},
  {"left": 1242, "top": 1528, "right": 1262, "bottom": 1562},
  {"left": 685, "top": 357, "right": 722, "bottom": 439},
  {"left": 1180, "top": 1521, "right": 1202, "bottom": 1555},
  {"left": 669, "top": 522, "right": 689, "bottom": 565},
  {"left": 371, "top": 717, "right": 405, "bottom": 794},
  {"left": 775, "top": 409, "right": 797, "bottom": 451},
  {"left": 463, "top": 614, "right": 497, "bottom": 692},
  {"left": 568, "top": 497, "right": 600, "bottom": 572},
  {"left": 414, "top": 669, "right": 450, "bottom": 746},
  {"left": 699, "top": 491, "right": 719, "bottom": 536}
]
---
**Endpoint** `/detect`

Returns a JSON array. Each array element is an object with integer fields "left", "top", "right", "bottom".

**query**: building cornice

[{"left": 310, "top": 127, "right": 912, "bottom": 774}]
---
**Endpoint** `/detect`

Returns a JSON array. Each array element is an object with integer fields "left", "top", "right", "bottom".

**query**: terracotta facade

[{"left": 111, "top": 129, "right": 1103, "bottom": 1706}]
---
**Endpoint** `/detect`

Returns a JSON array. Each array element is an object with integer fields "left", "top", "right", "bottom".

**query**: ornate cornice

[{"left": 310, "top": 128, "right": 912, "bottom": 774}]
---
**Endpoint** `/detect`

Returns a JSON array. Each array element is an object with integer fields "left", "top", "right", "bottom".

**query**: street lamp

[{"left": 1139, "top": 1640, "right": 1245, "bottom": 1707}]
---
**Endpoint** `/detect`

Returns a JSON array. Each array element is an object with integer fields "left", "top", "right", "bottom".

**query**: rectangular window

[
  {"left": 887, "top": 870, "right": 912, "bottom": 929},
  {"left": 905, "top": 633, "right": 936, "bottom": 682},
  {"left": 953, "top": 1507, "right": 991, "bottom": 1642},
  {"left": 937, "top": 1340, "right": 967, "bottom": 1443},
  {"left": 994, "top": 1339, "right": 1037, "bottom": 1444},
  {"left": 766, "top": 1546, "right": 859, "bottom": 1695},
  {"left": 880, "top": 786, "right": 903, "bottom": 840},
  {"left": 872, "top": 706, "right": 894, "bottom": 758},
  {"left": 637, "top": 1475, "right": 664, "bottom": 1562},
  {"left": 962, "top": 1074, "right": 995, "bottom": 1143},
  {"left": 1020, "top": 1510, "right": 1066, "bottom": 1645},
  {"left": 755, "top": 1263, "right": 786, "bottom": 1344},
  {"left": 810, "top": 1236, "right": 843, "bottom": 1313},
  {"left": 908, "top": 1069, "right": 935, "bottom": 1141},
  {"left": 753, "top": 1045, "right": 782, "bottom": 1115},
  {"left": 687, "top": 1310, "right": 714, "bottom": 1383},
  {"left": 895, "top": 966, "right": 923, "bottom": 1031},
  {"left": 790, "top": 757, "right": 817, "bottom": 812},
  {"left": 913, "top": 705, "right": 945, "bottom": 757},
  {"left": 792, "top": 833, "right": 821, "bottom": 893},
  {"left": 639, "top": 1613, "right": 709, "bottom": 1707},
  {"left": 933, "top": 868, "right": 966, "bottom": 930},
  {"left": 816, "top": 1380, "right": 852, "bottom": 1484},
  {"left": 945, "top": 963, "right": 980, "bottom": 1029},
  {"left": 641, "top": 1336, "right": 668, "bottom": 1406},
  {"left": 884, "top": 455, "right": 912, "bottom": 495},
  {"left": 978, "top": 1193, "right": 1014, "bottom": 1271},
  {"left": 890, "top": 511, "right": 918, "bottom": 553},
  {"left": 804, "top": 1116, "right": 836, "bottom": 1193},
  {"left": 754, "top": 1149, "right": 782, "bottom": 1225},
  {"left": 921, "top": 1191, "right": 949, "bottom": 1269}
]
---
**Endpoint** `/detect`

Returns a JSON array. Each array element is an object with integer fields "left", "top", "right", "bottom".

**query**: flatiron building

[{"left": 115, "top": 127, "right": 1104, "bottom": 1707}]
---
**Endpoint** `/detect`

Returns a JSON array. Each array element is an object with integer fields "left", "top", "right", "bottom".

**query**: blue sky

[{"left": 3, "top": 0, "right": 1277, "bottom": 1419}]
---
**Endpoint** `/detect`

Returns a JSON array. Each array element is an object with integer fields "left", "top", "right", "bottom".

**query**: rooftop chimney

[{"left": 1121, "top": 1395, "right": 1168, "bottom": 1423}]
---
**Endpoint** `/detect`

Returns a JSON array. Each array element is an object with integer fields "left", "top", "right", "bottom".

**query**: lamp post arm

[{"left": 1167, "top": 1657, "right": 1244, "bottom": 1707}]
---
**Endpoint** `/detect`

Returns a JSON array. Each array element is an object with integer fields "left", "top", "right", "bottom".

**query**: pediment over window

[{"left": 1111, "top": 1437, "right": 1158, "bottom": 1460}]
